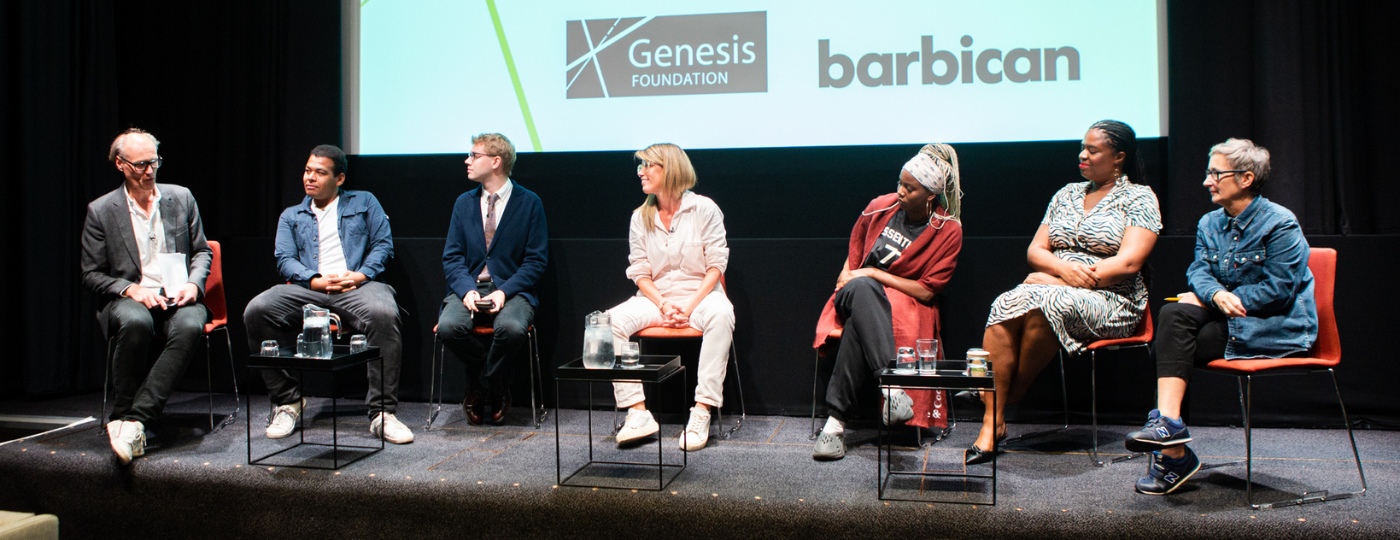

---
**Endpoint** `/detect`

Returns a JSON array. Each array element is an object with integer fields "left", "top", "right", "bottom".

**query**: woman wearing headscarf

[
  {"left": 812, "top": 143, "right": 964, "bottom": 460},
  {"left": 967, "top": 120, "right": 1161, "bottom": 465}
]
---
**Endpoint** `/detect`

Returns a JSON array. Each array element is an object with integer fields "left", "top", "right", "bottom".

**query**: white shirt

[
  {"left": 124, "top": 184, "right": 166, "bottom": 290},
  {"left": 312, "top": 196, "right": 348, "bottom": 275},
  {"left": 479, "top": 178, "right": 514, "bottom": 236},
  {"left": 477, "top": 179, "right": 513, "bottom": 280},
  {"left": 625, "top": 191, "right": 729, "bottom": 300}
]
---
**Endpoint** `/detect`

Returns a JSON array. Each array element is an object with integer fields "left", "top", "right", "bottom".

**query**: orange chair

[
  {"left": 1195, "top": 247, "right": 1365, "bottom": 509},
  {"left": 1006, "top": 306, "right": 1154, "bottom": 466},
  {"left": 627, "top": 275, "right": 744, "bottom": 439},
  {"left": 425, "top": 323, "right": 545, "bottom": 429},
  {"left": 100, "top": 240, "right": 240, "bottom": 433}
]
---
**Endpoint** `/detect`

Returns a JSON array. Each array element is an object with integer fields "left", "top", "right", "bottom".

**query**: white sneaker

[
  {"left": 679, "top": 406, "right": 711, "bottom": 451},
  {"left": 371, "top": 412, "right": 415, "bottom": 444},
  {"left": 266, "top": 399, "right": 304, "bottom": 439},
  {"left": 107, "top": 420, "right": 146, "bottom": 465},
  {"left": 616, "top": 409, "right": 659, "bottom": 444}
]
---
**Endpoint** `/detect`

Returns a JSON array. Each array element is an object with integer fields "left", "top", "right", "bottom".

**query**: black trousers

[
  {"left": 105, "top": 298, "right": 207, "bottom": 424},
  {"left": 1154, "top": 302, "right": 1229, "bottom": 381},
  {"left": 437, "top": 281, "right": 535, "bottom": 394},
  {"left": 824, "top": 277, "right": 895, "bottom": 421}
]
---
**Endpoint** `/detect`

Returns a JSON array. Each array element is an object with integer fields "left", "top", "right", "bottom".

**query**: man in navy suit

[{"left": 438, "top": 133, "right": 549, "bottom": 425}]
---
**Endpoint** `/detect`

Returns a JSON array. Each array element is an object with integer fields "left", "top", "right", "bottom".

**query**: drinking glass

[
  {"left": 894, "top": 347, "right": 917, "bottom": 374},
  {"left": 916, "top": 339, "right": 939, "bottom": 372},
  {"left": 260, "top": 340, "right": 280, "bottom": 357},
  {"left": 349, "top": 334, "right": 369, "bottom": 353},
  {"left": 617, "top": 341, "right": 640, "bottom": 369}
]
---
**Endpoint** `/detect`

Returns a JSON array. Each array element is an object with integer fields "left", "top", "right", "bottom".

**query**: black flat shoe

[{"left": 964, "top": 443, "right": 999, "bottom": 465}]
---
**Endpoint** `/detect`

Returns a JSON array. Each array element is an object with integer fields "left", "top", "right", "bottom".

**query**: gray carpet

[{"left": 0, "top": 392, "right": 1393, "bottom": 540}]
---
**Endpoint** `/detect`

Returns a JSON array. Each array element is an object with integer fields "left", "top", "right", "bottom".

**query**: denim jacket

[
  {"left": 275, "top": 189, "right": 394, "bottom": 287},
  {"left": 1187, "top": 196, "right": 1317, "bottom": 359}
]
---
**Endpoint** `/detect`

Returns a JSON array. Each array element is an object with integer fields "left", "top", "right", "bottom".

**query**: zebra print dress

[{"left": 987, "top": 178, "right": 1162, "bottom": 354}]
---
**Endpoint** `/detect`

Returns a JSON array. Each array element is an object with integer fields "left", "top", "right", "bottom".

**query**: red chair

[
  {"left": 1195, "top": 247, "right": 1365, "bottom": 509},
  {"left": 627, "top": 275, "right": 744, "bottom": 439},
  {"left": 1006, "top": 306, "right": 1154, "bottom": 467},
  {"left": 100, "top": 240, "right": 240, "bottom": 433},
  {"left": 425, "top": 323, "right": 545, "bottom": 429}
]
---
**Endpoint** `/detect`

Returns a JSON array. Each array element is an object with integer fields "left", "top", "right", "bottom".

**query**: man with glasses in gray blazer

[{"left": 81, "top": 128, "right": 212, "bottom": 465}]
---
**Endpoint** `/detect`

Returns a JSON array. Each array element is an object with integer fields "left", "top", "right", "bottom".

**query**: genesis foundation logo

[{"left": 566, "top": 11, "right": 767, "bottom": 99}]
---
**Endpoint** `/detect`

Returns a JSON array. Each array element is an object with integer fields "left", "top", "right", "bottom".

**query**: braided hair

[{"left": 1089, "top": 120, "right": 1146, "bottom": 184}]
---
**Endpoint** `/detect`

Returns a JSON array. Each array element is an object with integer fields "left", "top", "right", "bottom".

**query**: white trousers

[{"left": 608, "top": 293, "right": 735, "bottom": 408}]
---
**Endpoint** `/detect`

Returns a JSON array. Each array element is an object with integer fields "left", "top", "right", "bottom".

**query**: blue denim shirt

[
  {"left": 275, "top": 189, "right": 394, "bottom": 287},
  {"left": 1187, "top": 196, "right": 1317, "bottom": 359}
]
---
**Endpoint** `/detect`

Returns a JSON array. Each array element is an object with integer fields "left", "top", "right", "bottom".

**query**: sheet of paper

[{"left": 157, "top": 252, "right": 189, "bottom": 296}]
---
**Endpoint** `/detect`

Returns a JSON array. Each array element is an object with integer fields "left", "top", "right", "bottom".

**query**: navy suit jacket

[{"left": 442, "top": 182, "right": 549, "bottom": 306}]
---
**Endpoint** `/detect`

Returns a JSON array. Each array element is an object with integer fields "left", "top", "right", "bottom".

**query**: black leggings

[{"left": 1154, "top": 302, "right": 1229, "bottom": 380}]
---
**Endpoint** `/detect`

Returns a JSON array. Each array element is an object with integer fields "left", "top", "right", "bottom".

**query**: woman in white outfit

[{"left": 609, "top": 143, "right": 735, "bottom": 452}]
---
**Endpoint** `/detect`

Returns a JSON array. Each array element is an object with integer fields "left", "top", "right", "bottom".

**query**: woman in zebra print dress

[{"left": 967, "top": 120, "right": 1162, "bottom": 465}]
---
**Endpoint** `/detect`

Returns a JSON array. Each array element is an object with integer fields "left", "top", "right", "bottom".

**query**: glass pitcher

[
  {"left": 582, "top": 310, "right": 615, "bottom": 369},
  {"left": 296, "top": 304, "right": 341, "bottom": 359}
]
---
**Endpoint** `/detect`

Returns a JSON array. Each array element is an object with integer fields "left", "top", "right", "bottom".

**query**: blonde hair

[
  {"left": 918, "top": 143, "right": 963, "bottom": 226},
  {"left": 472, "top": 133, "right": 517, "bottom": 176},
  {"left": 634, "top": 143, "right": 697, "bottom": 231}
]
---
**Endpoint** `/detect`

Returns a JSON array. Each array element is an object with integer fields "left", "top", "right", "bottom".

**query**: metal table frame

[
  {"left": 246, "top": 345, "right": 385, "bottom": 470},
  {"left": 879, "top": 367, "right": 997, "bottom": 505},
  {"left": 555, "top": 355, "right": 686, "bottom": 491}
]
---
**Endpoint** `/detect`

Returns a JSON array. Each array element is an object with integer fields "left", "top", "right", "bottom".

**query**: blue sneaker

[
  {"left": 1135, "top": 447, "right": 1201, "bottom": 495},
  {"left": 1124, "top": 409, "right": 1192, "bottom": 452}
]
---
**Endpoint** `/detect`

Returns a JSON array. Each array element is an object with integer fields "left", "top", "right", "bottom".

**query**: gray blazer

[{"left": 80, "top": 183, "right": 212, "bottom": 329}]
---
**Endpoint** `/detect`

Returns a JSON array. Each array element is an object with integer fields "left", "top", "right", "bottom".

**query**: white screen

[{"left": 349, "top": 0, "right": 1165, "bottom": 154}]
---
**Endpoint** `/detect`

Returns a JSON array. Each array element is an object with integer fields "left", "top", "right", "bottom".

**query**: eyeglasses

[
  {"left": 119, "top": 156, "right": 164, "bottom": 172},
  {"left": 1204, "top": 169, "right": 1246, "bottom": 182},
  {"left": 467, "top": 152, "right": 497, "bottom": 161},
  {"left": 636, "top": 160, "right": 660, "bottom": 174}
]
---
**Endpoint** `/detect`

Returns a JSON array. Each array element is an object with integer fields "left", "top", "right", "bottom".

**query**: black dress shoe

[
  {"left": 964, "top": 443, "right": 999, "bottom": 466},
  {"left": 489, "top": 390, "right": 511, "bottom": 425},
  {"left": 463, "top": 388, "right": 485, "bottom": 426}
]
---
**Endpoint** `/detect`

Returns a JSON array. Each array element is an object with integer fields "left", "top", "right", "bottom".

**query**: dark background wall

[{"left": 2, "top": 1, "right": 1396, "bottom": 428}]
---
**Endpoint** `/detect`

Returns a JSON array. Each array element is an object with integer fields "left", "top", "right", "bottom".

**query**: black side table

[
  {"left": 554, "top": 355, "right": 686, "bottom": 491},
  {"left": 246, "top": 345, "right": 385, "bottom": 470},
  {"left": 878, "top": 367, "right": 997, "bottom": 505}
]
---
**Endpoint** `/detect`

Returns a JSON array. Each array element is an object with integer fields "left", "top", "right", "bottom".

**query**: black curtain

[
  {"left": 0, "top": 0, "right": 340, "bottom": 398},
  {"left": 3, "top": 0, "right": 1397, "bottom": 399},
  {"left": 1166, "top": 0, "right": 1400, "bottom": 235}
]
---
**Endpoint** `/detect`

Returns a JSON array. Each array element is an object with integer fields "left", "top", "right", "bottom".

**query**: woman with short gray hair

[{"left": 1123, "top": 138, "right": 1317, "bottom": 495}]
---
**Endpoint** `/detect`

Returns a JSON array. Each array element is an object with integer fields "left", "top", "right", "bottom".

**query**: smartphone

[{"left": 474, "top": 300, "right": 495, "bottom": 310}]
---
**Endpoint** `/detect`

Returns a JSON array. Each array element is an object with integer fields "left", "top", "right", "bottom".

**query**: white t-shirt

[{"left": 311, "top": 196, "right": 348, "bottom": 276}]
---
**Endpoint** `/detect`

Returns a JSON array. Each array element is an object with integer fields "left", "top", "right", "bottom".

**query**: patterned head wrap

[
  {"left": 902, "top": 153, "right": 948, "bottom": 195},
  {"left": 904, "top": 143, "right": 963, "bottom": 226}
]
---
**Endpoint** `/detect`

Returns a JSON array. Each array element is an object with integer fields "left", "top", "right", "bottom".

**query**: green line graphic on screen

[
  {"left": 566, "top": 11, "right": 768, "bottom": 99},
  {"left": 487, "top": 0, "right": 541, "bottom": 151}
]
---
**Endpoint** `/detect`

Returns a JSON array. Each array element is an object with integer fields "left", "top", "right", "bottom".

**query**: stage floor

[{"left": 0, "top": 392, "right": 1394, "bottom": 539}]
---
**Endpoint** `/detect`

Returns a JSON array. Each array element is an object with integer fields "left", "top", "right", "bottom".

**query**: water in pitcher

[{"left": 581, "top": 311, "right": 615, "bottom": 369}]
